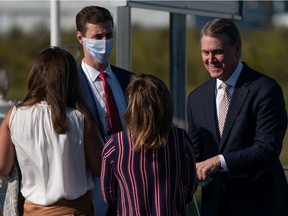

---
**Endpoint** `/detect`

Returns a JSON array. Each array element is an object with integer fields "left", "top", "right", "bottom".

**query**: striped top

[{"left": 101, "top": 127, "right": 197, "bottom": 216}]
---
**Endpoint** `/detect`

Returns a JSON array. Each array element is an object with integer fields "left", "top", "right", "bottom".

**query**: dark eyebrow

[{"left": 93, "top": 31, "right": 113, "bottom": 39}]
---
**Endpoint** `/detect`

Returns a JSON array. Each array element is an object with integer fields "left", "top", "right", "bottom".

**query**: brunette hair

[
  {"left": 76, "top": 6, "right": 114, "bottom": 36},
  {"left": 124, "top": 74, "right": 173, "bottom": 151},
  {"left": 18, "top": 46, "right": 95, "bottom": 134}
]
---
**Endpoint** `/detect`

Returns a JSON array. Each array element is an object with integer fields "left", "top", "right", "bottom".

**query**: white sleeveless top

[{"left": 9, "top": 102, "right": 94, "bottom": 205}]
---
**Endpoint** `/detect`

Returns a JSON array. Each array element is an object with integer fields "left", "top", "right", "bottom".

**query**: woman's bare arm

[
  {"left": 0, "top": 108, "right": 16, "bottom": 176},
  {"left": 84, "top": 119, "right": 104, "bottom": 176}
]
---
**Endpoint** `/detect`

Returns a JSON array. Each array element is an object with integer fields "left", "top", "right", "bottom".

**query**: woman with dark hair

[
  {"left": 0, "top": 46, "right": 103, "bottom": 215},
  {"left": 101, "top": 74, "right": 197, "bottom": 216}
]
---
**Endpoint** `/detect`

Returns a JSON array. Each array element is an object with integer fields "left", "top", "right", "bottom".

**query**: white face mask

[{"left": 82, "top": 37, "right": 114, "bottom": 64}]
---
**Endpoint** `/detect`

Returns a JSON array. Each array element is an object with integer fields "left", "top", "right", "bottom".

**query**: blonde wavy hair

[{"left": 124, "top": 74, "right": 173, "bottom": 151}]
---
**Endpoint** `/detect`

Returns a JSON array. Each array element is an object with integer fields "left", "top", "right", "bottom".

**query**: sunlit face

[
  {"left": 200, "top": 34, "right": 241, "bottom": 81},
  {"left": 76, "top": 21, "right": 114, "bottom": 44},
  {"left": 84, "top": 21, "right": 114, "bottom": 40},
  {"left": 76, "top": 21, "right": 114, "bottom": 67}
]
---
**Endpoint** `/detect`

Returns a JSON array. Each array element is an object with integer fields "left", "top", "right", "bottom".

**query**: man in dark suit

[
  {"left": 187, "top": 18, "right": 288, "bottom": 216},
  {"left": 76, "top": 6, "right": 134, "bottom": 216}
]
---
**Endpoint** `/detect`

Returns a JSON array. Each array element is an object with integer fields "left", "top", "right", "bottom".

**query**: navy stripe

[{"left": 101, "top": 127, "right": 197, "bottom": 216}]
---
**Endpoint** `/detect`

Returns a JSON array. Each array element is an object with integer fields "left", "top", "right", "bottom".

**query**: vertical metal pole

[
  {"left": 50, "top": 0, "right": 61, "bottom": 47},
  {"left": 116, "top": 6, "right": 131, "bottom": 71},
  {"left": 170, "top": 13, "right": 187, "bottom": 129}
]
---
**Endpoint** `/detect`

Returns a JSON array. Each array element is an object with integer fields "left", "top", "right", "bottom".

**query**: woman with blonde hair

[{"left": 101, "top": 74, "right": 197, "bottom": 215}]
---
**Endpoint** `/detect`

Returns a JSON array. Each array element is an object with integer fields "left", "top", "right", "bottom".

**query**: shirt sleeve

[{"left": 218, "top": 154, "right": 229, "bottom": 171}]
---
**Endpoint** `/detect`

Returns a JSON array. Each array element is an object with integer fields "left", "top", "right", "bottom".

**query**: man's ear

[
  {"left": 235, "top": 43, "right": 242, "bottom": 57},
  {"left": 76, "top": 31, "right": 84, "bottom": 44}
]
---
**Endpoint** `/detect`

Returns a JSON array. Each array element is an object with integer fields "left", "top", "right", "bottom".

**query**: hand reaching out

[{"left": 196, "top": 155, "right": 222, "bottom": 181}]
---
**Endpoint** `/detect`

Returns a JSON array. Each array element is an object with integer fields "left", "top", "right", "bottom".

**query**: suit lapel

[
  {"left": 205, "top": 79, "right": 221, "bottom": 144},
  {"left": 111, "top": 65, "right": 132, "bottom": 104},
  {"left": 219, "top": 65, "right": 250, "bottom": 150},
  {"left": 79, "top": 66, "right": 105, "bottom": 138},
  {"left": 79, "top": 66, "right": 99, "bottom": 115}
]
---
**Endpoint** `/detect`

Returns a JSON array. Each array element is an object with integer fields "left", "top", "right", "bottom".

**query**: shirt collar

[
  {"left": 81, "top": 60, "right": 113, "bottom": 82},
  {"left": 216, "top": 61, "right": 243, "bottom": 89}
]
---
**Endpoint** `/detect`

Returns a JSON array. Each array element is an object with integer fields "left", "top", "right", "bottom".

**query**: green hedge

[{"left": 1, "top": 24, "right": 287, "bottom": 168}]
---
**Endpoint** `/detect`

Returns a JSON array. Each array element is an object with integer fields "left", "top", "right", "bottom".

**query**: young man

[
  {"left": 187, "top": 18, "right": 288, "bottom": 216},
  {"left": 76, "top": 6, "right": 134, "bottom": 215}
]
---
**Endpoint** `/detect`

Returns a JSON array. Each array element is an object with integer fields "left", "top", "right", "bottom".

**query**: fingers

[
  {"left": 196, "top": 157, "right": 220, "bottom": 181},
  {"left": 196, "top": 166, "right": 211, "bottom": 181}
]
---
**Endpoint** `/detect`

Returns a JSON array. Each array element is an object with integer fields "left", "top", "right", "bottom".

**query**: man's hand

[{"left": 196, "top": 155, "right": 222, "bottom": 181}]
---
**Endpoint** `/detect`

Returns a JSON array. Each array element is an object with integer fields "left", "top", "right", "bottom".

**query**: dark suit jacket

[
  {"left": 187, "top": 62, "right": 288, "bottom": 216},
  {"left": 79, "top": 64, "right": 134, "bottom": 141},
  {"left": 79, "top": 64, "right": 133, "bottom": 216}
]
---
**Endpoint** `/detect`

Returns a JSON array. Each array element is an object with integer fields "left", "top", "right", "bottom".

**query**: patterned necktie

[
  {"left": 98, "top": 72, "right": 123, "bottom": 135},
  {"left": 218, "top": 82, "right": 231, "bottom": 137}
]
